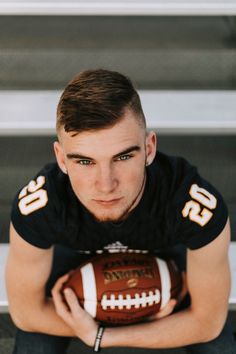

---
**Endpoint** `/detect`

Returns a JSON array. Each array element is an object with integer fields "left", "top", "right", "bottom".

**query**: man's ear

[
  {"left": 145, "top": 131, "right": 157, "bottom": 166},
  {"left": 54, "top": 141, "right": 67, "bottom": 174}
]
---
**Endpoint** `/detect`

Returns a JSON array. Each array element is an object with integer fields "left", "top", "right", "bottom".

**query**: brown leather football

[{"left": 63, "top": 252, "right": 182, "bottom": 325}]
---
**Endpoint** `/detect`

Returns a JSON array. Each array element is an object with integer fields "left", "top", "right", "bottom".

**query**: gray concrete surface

[{"left": 0, "top": 16, "right": 236, "bottom": 90}]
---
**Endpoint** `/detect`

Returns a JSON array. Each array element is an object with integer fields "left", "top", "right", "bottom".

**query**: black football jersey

[{"left": 11, "top": 152, "right": 228, "bottom": 255}]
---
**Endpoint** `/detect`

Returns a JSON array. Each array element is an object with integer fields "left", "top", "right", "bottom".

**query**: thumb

[{"left": 155, "top": 299, "right": 177, "bottom": 319}]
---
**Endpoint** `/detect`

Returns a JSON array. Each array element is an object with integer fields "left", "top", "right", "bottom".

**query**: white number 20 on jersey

[
  {"left": 182, "top": 184, "right": 217, "bottom": 227},
  {"left": 18, "top": 176, "right": 48, "bottom": 216}
]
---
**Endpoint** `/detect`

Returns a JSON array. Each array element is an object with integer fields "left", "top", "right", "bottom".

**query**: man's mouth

[{"left": 93, "top": 198, "right": 122, "bottom": 206}]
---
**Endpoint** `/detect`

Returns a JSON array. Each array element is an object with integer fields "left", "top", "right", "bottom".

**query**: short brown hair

[{"left": 56, "top": 69, "right": 146, "bottom": 133}]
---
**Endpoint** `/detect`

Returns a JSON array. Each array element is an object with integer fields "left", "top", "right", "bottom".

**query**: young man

[{"left": 6, "top": 69, "right": 236, "bottom": 353}]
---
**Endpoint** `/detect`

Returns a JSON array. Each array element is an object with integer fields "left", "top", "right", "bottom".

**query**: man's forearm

[
  {"left": 15, "top": 298, "right": 75, "bottom": 337},
  {"left": 102, "top": 307, "right": 223, "bottom": 349}
]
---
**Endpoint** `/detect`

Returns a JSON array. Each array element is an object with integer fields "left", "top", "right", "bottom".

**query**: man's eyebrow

[
  {"left": 66, "top": 153, "right": 92, "bottom": 160},
  {"left": 113, "top": 145, "right": 141, "bottom": 158},
  {"left": 66, "top": 146, "right": 141, "bottom": 160}
]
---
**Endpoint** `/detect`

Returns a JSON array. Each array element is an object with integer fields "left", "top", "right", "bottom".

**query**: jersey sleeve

[
  {"left": 11, "top": 166, "right": 58, "bottom": 249},
  {"left": 168, "top": 171, "right": 228, "bottom": 250}
]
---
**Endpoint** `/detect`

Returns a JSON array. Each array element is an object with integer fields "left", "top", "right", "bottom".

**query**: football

[{"left": 63, "top": 252, "right": 182, "bottom": 325}]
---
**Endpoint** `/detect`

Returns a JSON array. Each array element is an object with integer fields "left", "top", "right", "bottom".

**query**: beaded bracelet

[{"left": 93, "top": 325, "right": 105, "bottom": 352}]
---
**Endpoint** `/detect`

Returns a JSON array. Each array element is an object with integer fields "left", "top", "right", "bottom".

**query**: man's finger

[
  {"left": 51, "top": 274, "right": 73, "bottom": 320},
  {"left": 63, "top": 288, "right": 82, "bottom": 316},
  {"left": 155, "top": 299, "right": 177, "bottom": 319},
  {"left": 51, "top": 273, "right": 70, "bottom": 295}
]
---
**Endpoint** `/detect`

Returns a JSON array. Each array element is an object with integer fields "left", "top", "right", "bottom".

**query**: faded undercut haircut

[{"left": 56, "top": 69, "right": 146, "bottom": 134}]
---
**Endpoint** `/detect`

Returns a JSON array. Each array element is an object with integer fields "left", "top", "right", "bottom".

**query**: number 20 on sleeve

[
  {"left": 18, "top": 176, "right": 48, "bottom": 216},
  {"left": 182, "top": 184, "right": 217, "bottom": 227}
]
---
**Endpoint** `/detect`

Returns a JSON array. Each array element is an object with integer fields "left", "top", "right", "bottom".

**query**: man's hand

[
  {"left": 51, "top": 269, "right": 188, "bottom": 344},
  {"left": 51, "top": 273, "right": 98, "bottom": 346},
  {"left": 149, "top": 271, "right": 188, "bottom": 321}
]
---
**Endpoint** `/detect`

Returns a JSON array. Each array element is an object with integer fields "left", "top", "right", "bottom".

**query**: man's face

[{"left": 54, "top": 111, "right": 156, "bottom": 222}]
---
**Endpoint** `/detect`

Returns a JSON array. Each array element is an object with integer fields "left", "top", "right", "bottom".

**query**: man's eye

[
  {"left": 117, "top": 154, "right": 131, "bottom": 161},
  {"left": 77, "top": 160, "right": 93, "bottom": 165}
]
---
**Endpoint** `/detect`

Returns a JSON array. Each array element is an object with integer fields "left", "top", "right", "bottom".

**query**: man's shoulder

[
  {"left": 38, "top": 162, "right": 64, "bottom": 185},
  {"left": 155, "top": 152, "right": 228, "bottom": 250},
  {"left": 157, "top": 150, "right": 195, "bottom": 172},
  {"left": 17, "top": 162, "right": 68, "bottom": 214},
  {"left": 153, "top": 151, "right": 197, "bottom": 191},
  {"left": 10, "top": 162, "right": 70, "bottom": 248},
  {"left": 38, "top": 162, "right": 68, "bottom": 200}
]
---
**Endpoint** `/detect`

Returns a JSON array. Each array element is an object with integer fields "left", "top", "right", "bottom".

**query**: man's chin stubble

[{"left": 91, "top": 206, "right": 131, "bottom": 223}]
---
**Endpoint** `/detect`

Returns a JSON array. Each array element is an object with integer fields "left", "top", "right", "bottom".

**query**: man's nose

[{"left": 96, "top": 165, "right": 118, "bottom": 193}]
